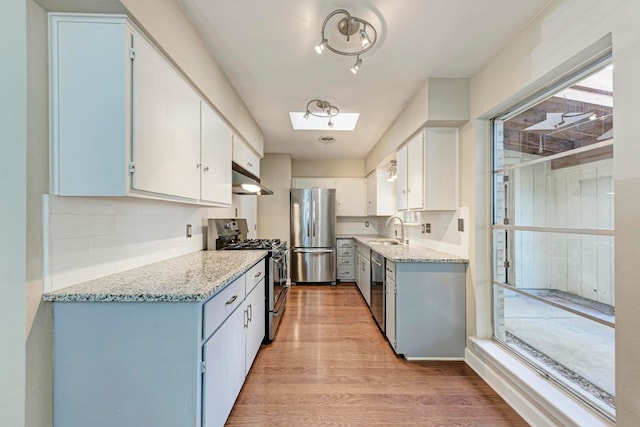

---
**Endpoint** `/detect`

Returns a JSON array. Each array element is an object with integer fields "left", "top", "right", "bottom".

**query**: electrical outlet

[
  {"left": 425, "top": 223, "right": 431, "bottom": 233},
  {"left": 458, "top": 218, "right": 464, "bottom": 232},
  {"left": 186, "top": 224, "right": 192, "bottom": 238},
  {"left": 365, "top": 221, "right": 370, "bottom": 227}
]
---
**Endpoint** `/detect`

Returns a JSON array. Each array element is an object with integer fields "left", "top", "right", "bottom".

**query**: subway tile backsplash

[{"left": 44, "top": 195, "right": 205, "bottom": 291}]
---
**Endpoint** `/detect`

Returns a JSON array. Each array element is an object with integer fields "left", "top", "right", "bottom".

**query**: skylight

[{"left": 289, "top": 112, "right": 360, "bottom": 131}]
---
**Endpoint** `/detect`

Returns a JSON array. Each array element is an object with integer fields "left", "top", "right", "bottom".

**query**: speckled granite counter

[
  {"left": 338, "top": 234, "right": 467, "bottom": 263},
  {"left": 42, "top": 250, "right": 267, "bottom": 302}
]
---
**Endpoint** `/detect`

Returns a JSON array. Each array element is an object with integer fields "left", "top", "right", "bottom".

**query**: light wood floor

[{"left": 226, "top": 283, "right": 527, "bottom": 426}]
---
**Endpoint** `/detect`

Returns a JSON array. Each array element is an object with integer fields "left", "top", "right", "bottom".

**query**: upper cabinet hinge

[
  {"left": 129, "top": 48, "right": 135, "bottom": 60},
  {"left": 200, "top": 360, "right": 206, "bottom": 374},
  {"left": 504, "top": 260, "right": 510, "bottom": 268},
  {"left": 128, "top": 162, "right": 135, "bottom": 174},
  {"left": 503, "top": 218, "right": 510, "bottom": 225}
]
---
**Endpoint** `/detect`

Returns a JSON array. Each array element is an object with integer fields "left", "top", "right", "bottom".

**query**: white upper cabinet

[
  {"left": 367, "top": 170, "right": 395, "bottom": 216},
  {"left": 335, "top": 178, "right": 367, "bottom": 217},
  {"left": 200, "top": 101, "right": 232, "bottom": 206},
  {"left": 407, "top": 133, "right": 424, "bottom": 210},
  {"left": 395, "top": 128, "right": 459, "bottom": 211},
  {"left": 291, "top": 178, "right": 336, "bottom": 189},
  {"left": 49, "top": 14, "right": 232, "bottom": 206},
  {"left": 233, "top": 134, "right": 261, "bottom": 178},
  {"left": 423, "top": 128, "right": 459, "bottom": 210},
  {"left": 395, "top": 144, "right": 409, "bottom": 210},
  {"left": 50, "top": 14, "right": 131, "bottom": 196},
  {"left": 131, "top": 32, "right": 201, "bottom": 200}
]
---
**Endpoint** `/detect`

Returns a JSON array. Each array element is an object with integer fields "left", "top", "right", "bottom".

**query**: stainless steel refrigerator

[{"left": 290, "top": 188, "right": 337, "bottom": 284}]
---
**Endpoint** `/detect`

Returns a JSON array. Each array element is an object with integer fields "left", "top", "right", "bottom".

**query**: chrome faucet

[{"left": 385, "top": 215, "right": 406, "bottom": 244}]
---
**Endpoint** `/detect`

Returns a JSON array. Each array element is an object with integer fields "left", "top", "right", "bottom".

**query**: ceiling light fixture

[
  {"left": 387, "top": 160, "right": 397, "bottom": 182},
  {"left": 315, "top": 9, "right": 377, "bottom": 74},
  {"left": 304, "top": 99, "right": 340, "bottom": 128}
]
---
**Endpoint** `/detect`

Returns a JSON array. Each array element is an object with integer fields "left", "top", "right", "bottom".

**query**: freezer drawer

[{"left": 291, "top": 248, "right": 336, "bottom": 283}]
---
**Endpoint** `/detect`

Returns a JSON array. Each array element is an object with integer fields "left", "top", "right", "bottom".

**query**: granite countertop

[
  {"left": 339, "top": 234, "right": 468, "bottom": 263},
  {"left": 42, "top": 250, "right": 267, "bottom": 303}
]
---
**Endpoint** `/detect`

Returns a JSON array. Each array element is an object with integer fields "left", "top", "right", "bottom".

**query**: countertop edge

[
  {"left": 42, "top": 251, "right": 268, "bottom": 303},
  {"left": 340, "top": 234, "right": 469, "bottom": 263}
]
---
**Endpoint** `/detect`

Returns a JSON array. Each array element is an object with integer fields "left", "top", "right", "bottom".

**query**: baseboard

[{"left": 465, "top": 339, "right": 613, "bottom": 427}]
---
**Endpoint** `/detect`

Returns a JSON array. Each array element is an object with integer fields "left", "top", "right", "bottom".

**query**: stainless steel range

[{"left": 207, "top": 218, "right": 288, "bottom": 342}]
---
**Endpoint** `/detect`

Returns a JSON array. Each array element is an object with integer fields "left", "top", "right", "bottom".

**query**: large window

[{"left": 492, "top": 61, "right": 615, "bottom": 419}]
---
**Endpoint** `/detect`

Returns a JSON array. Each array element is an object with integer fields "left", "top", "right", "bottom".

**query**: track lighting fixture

[
  {"left": 303, "top": 99, "right": 340, "bottom": 128},
  {"left": 315, "top": 9, "right": 377, "bottom": 74}
]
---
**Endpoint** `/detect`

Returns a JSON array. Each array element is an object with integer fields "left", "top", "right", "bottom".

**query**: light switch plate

[
  {"left": 186, "top": 224, "right": 192, "bottom": 238},
  {"left": 425, "top": 223, "right": 431, "bottom": 233},
  {"left": 458, "top": 218, "right": 464, "bottom": 232}
]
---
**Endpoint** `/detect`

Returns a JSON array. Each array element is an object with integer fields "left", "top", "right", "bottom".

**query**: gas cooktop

[{"left": 224, "top": 239, "right": 283, "bottom": 250}]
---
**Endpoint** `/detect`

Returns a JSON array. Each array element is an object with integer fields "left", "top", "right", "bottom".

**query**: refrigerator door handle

[
  {"left": 292, "top": 248, "right": 334, "bottom": 254},
  {"left": 312, "top": 199, "right": 316, "bottom": 238}
]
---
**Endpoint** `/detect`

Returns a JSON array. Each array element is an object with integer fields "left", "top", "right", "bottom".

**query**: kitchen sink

[{"left": 368, "top": 239, "right": 405, "bottom": 246}]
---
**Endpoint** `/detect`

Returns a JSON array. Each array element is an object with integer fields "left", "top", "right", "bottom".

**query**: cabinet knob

[
  {"left": 203, "top": 166, "right": 209, "bottom": 172},
  {"left": 196, "top": 163, "right": 202, "bottom": 169}
]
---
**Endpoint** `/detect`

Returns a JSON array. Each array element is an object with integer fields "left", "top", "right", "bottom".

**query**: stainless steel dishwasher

[{"left": 370, "top": 251, "right": 385, "bottom": 332}]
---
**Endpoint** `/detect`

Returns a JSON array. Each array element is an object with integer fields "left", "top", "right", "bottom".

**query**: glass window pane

[
  {"left": 494, "top": 285, "right": 615, "bottom": 415},
  {"left": 507, "top": 156, "right": 614, "bottom": 228},
  {"left": 508, "top": 230, "right": 614, "bottom": 306}
]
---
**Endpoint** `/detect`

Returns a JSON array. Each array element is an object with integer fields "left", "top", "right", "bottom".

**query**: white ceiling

[{"left": 177, "top": 0, "right": 551, "bottom": 161}]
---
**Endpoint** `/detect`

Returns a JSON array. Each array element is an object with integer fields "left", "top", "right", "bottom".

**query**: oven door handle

[{"left": 292, "top": 248, "right": 334, "bottom": 254}]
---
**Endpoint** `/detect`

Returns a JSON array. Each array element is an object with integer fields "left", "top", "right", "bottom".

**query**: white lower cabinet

[
  {"left": 384, "top": 261, "right": 466, "bottom": 359},
  {"left": 51, "top": 259, "right": 266, "bottom": 427},
  {"left": 360, "top": 257, "right": 371, "bottom": 307},
  {"left": 385, "top": 261, "right": 396, "bottom": 349},
  {"left": 244, "top": 279, "right": 266, "bottom": 375},
  {"left": 202, "top": 303, "right": 245, "bottom": 427},
  {"left": 203, "top": 274, "right": 265, "bottom": 427},
  {"left": 337, "top": 238, "right": 355, "bottom": 281}
]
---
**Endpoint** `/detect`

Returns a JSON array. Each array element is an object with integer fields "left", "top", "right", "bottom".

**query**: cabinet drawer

[
  {"left": 246, "top": 260, "right": 265, "bottom": 294},
  {"left": 203, "top": 275, "right": 245, "bottom": 339},
  {"left": 385, "top": 260, "right": 396, "bottom": 280},
  {"left": 337, "top": 247, "right": 354, "bottom": 257},
  {"left": 337, "top": 239, "right": 354, "bottom": 249},
  {"left": 338, "top": 265, "right": 354, "bottom": 279},
  {"left": 338, "top": 256, "right": 353, "bottom": 266}
]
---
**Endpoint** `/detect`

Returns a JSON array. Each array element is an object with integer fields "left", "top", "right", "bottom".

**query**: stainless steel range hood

[{"left": 232, "top": 162, "right": 273, "bottom": 195}]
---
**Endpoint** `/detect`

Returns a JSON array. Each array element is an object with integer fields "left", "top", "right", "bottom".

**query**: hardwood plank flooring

[{"left": 226, "top": 283, "right": 527, "bottom": 426}]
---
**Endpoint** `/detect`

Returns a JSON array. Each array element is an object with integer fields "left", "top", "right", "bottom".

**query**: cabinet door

[
  {"left": 407, "top": 133, "right": 424, "bottom": 210},
  {"left": 362, "top": 258, "right": 371, "bottom": 307},
  {"left": 51, "top": 17, "right": 129, "bottom": 196},
  {"left": 385, "top": 277, "right": 396, "bottom": 351},
  {"left": 245, "top": 279, "right": 265, "bottom": 375},
  {"left": 335, "top": 178, "right": 367, "bottom": 217},
  {"left": 366, "top": 172, "right": 376, "bottom": 216},
  {"left": 132, "top": 33, "right": 200, "bottom": 200},
  {"left": 202, "top": 306, "right": 245, "bottom": 427},
  {"left": 355, "top": 252, "right": 361, "bottom": 287},
  {"left": 424, "top": 128, "right": 459, "bottom": 210},
  {"left": 396, "top": 145, "right": 408, "bottom": 210},
  {"left": 201, "top": 101, "right": 232, "bottom": 205},
  {"left": 233, "top": 135, "right": 260, "bottom": 177}
]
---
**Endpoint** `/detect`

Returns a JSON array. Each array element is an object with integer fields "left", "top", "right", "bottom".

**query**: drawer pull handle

[
  {"left": 254, "top": 272, "right": 262, "bottom": 279},
  {"left": 226, "top": 295, "right": 238, "bottom": 305}
]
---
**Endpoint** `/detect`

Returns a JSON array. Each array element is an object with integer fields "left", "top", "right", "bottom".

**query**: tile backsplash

[{"left": 44, "top": 195, "right": 205, "bottom": 291}]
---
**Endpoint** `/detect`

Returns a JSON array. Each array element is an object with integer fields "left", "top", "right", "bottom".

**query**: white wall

[
  {"left": 258, "top": 154, "right": 292, "bottom": 245},
  {"left": 25, "top": 1, "right": 52, "bottom": 425},
  {"left": 460, "top": 0, "right": 640, "bottom": 423},
  {"left": 0, "top": 1, "right": 27, "bottom": 425}
]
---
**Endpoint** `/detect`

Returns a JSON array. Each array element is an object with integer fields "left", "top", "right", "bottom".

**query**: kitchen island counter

[
  {"left": 337, "top": 234, "right": 468, "bottom": 263},
  {"left": 42, "top": 250, "right": 267, "bottom": 303}
]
